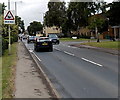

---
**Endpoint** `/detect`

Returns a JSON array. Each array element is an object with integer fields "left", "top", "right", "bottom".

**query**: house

[
  {"left": 102, "top": 25, "right": 120, "bottom": 40},
  {"left": 111, "top": 26, "right": 120, "bottom": 39},
  {"left": 43, "top": 26, "right": 62, "bottom": 36},
  {"left": 71, "top": 27, "right": 94, "bottom": 38}
]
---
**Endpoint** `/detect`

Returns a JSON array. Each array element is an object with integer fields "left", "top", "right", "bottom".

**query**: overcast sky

[{"left": 0, "top": 0, "right": 113, "bottom": 29}]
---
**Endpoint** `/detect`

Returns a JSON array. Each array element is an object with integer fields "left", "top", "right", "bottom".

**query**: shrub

[
  {"left": 2, "top": 38, "right": 9, "bottom": 55},
  {"left": 12, "top": 34, "right": 18, "bottom": 42}
]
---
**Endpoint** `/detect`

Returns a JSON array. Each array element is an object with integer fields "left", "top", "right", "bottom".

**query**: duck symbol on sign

[
  {"left": 8, "top": 15, "right": 11, "bottom": 19},
  {"left": 4, "top": 11, "right": 14, "bottom": 20}
]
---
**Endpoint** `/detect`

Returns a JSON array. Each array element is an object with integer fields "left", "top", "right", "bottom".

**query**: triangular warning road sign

[{"left": 4, "top": 11, "right": 14, "bottom": 20}]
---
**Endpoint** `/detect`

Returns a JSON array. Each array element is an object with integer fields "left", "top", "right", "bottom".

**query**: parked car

[
  {"left": 47, "top": 34, "right": 59, "bottom": 44},
  {"left": 34, "top": 37, "right": 53, "bottom": 52},
  {"left": 27, "top": 36, "right": 36, "bottom": 43}
]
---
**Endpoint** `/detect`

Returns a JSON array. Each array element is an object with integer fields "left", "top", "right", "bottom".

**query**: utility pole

[{"left": 8, "top": 0, "right": 11, "bottom": 54}]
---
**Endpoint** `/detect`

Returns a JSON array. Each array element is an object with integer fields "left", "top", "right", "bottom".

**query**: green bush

[
  {"left": 4, "top": 36, "right": 14, "bottom": 44},
  {"left": 12, "top": 34, "right": 18, "bottom": 42},
  {"left": 2, "top": 38, "right": 9, "bottom": 55}
]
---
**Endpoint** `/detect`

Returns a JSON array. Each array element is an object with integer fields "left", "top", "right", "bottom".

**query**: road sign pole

[
  {"left": 8, "top": 25, "right": 11, "bottom": 54},
  {"left": 8, "top": 0, "right": 11, "bottom": 54},
  {"left": 4, "top": 0, "right": 15, "bottom": 54}
]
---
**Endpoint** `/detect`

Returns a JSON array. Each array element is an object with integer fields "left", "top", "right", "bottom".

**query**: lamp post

[
  {"left": 107, "top": 18, "right": 109, "bottom": 39},
  {"left": 40, "top": 12, "right": 45, "bottom": 35},
  {"left": 39, "top": 12, "right": 45, "bottom": 24}
]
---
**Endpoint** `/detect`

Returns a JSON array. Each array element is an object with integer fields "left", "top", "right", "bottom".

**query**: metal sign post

[
  {"left": 4, "top": 0, "right": 15, "bottom": 54},
  {"left": 8, "top": 25, "right": 11, "bottom": 54}
]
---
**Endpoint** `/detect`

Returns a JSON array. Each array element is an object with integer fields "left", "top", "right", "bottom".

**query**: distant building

[
  {"left": 111, "top": 26, "right": 120, "bottom": 39},
  {"left": 43, "top": 26, "right": 62, "bottom": 36},
  {"left": 101, "top": 25, "right": 120, "bottom": 39},
  {"left": 71, "top": 27, "right": 93, "bottom": 38}
]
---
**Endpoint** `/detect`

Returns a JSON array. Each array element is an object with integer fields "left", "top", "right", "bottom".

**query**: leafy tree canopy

[
  {"left": 27, "top": 21, "right": 43, "bottom": 36},
  {"left": 0, "top": 3, "right": 6, "bottom": 15},
  {"left": 44, "top": 1, "right": 66, "bottom": 27},
  {"left": 108, "top": 1, "right": 120, "bottom": 26}
]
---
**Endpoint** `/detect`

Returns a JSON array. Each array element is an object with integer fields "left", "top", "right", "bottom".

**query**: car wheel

[
  {"left": 35, "top": 47, "right": 39, "bottom": 52},
  {"left": 49, "top": 47, "right": 53, "bottom": 52}
]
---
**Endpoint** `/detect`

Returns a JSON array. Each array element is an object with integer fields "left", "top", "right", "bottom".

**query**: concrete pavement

[{"left": 15, "top": 41, "right": 52, "bottom": 98}]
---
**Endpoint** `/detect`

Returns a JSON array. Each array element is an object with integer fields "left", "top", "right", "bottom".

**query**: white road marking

[
  {"left": 64, "top": 51, "right": 75, "bottom": 56},
  {"left": 81, "top": 57, "right": 103, "bottom": 67},
  {"left": 32, "top": 52, "right": 42, "bottom": 61},
  {"left": 68, "top": 46, "right": 71, "bottom": 47},
  {"left": 54, "top": 47, "right": 61, "bottom": 51},
  {"left": 29, "top": 48, "right": 34, "bottom": 52},
  {"left": 29, "top": 49, "right": 33, "bottom": 52}
]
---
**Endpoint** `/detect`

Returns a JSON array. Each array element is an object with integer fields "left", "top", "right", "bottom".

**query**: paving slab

[{"left": 15, "top": 42, "right": 51, "bottom": 98}]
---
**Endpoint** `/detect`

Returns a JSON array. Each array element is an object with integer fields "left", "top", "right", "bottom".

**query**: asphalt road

[{"left": 23, "top": 40, "right": 118, "bottom": 98}]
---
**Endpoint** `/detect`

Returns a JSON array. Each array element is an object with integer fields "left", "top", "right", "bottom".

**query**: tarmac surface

[{"left": 14, "top": 40, "right": 119, "bottom": 98}]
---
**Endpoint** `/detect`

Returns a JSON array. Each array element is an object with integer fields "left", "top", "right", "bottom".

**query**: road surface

[{"left": 23, "top": 40, "right": 118, "bottom": 98}]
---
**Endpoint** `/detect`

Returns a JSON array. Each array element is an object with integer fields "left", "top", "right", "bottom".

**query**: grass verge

[
  {"left": 80, "top": 41, "right": 119, "bottom": 50},
  {"left": 2, "top": 42, "right": 18, "bottom": 98}
]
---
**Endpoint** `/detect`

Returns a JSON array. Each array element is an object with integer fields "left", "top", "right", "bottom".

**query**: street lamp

[
  {"left": 15, "top": 1, "right": 22, "bottom": 16},
  {"left": 107, "top": 18, "right": 109, "bottom": 39},
  {"left": 39, "top": 12, "right": 45, "bottom": 24}
]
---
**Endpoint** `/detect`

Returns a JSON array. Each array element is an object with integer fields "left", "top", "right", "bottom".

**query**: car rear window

[
  {"left": 39, "top": 38, "right": 49, "bottom": 40},
  {"left": 49, "top": 34, "right": 58, "bottom": 38},
  {"left": 37, "top": 37, "right": 49, "bottom": 42}
]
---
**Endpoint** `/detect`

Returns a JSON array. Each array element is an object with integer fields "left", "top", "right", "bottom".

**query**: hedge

[
  {"left": 2, "top": 38, "right": 9, "bottom": 55},
  {"left": 2, "top": 33, "right": 18, "bottom": 55}
]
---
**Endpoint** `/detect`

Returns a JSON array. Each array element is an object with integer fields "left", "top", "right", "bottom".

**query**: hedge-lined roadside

[
  {"left": 2, "top": 43, "right": 18, "bottom": 98},
  {"left": 2, "top": 34, "right": 18, "bottom": 55}
]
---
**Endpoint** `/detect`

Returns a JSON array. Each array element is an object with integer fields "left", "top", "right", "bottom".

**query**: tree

[
  {"left": 0, "top": 3, "right": 6, "bottom": 15},
  {"left": 44, "top": 1, "right": 66, "bottom": 28},
  {"left": 66, "top": 1, "right": 105, "bottom": 30},
  {"left": 15, "top": 16, "right": 25, "bottom": 33},
  {"left": 88, "top": 14, "right": 106, "bottom": 42},
  {"left": 27, "top": 21, "right": 43, "bottom": 36},
  {"left": 108, "top": 1, "right": 120, "bottom": 26}
]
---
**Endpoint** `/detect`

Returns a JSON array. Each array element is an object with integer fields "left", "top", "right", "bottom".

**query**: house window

[{"left": 53, "top": 28, "right": 56, "bottom": 30}]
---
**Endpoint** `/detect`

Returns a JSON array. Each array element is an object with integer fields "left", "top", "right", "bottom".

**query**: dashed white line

[
  {"left": 29, "top": 50, "right": 33, "bottom": 52},
  {"left": 32, "top": 52, "right": 42, "bottom": 62},
  {"left": 29, "top": 48, "right": 34, "bottom": 52},
  {"left": 54, "top": 47, "right": 61, "bottom": 51},
  {"left": 64, "top": 51, "right": 75, "bottom": 56},
  {"left": 81, "top": 57, "right": 103, "bottom": 67}
]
